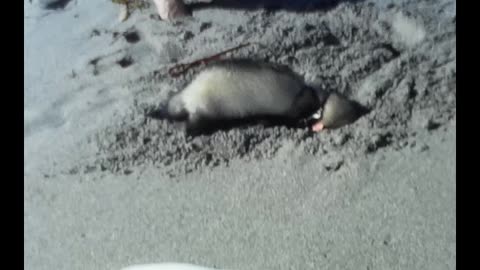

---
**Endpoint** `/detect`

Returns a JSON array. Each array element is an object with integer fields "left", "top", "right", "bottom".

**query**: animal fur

[{"left": 164, "top": 59, "right": 324, "bottom": 135}]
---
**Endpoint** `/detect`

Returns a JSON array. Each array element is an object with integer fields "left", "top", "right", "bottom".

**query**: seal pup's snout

[{"left": 311, "top": 92, "right": 368, "bottom": 132}]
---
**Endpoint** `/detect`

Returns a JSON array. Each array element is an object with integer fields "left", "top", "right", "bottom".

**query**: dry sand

[{"left": 25, "top": 0, "right": 455, "bottom": 269}]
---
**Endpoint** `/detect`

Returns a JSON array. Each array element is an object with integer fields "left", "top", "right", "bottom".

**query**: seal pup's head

[{"left": 310, "top": 92, "right": 368, "bottom": 132}]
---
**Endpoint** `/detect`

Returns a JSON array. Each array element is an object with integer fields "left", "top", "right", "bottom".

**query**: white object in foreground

[{"left": 121, "top": 263, "right": 222, "bottom": 270}]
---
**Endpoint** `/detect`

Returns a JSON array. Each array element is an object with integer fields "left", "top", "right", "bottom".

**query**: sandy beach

[{"left": 24, "top": 0, "right": 455, "bottom": 269}]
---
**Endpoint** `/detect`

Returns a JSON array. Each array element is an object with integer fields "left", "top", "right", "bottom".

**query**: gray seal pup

[{"left": 164, "top": 59, "right": 365, "bottom": 135}]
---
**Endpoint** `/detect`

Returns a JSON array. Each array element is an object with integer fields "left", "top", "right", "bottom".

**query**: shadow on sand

[{"left": 188, "top": 0, "right": 364, "bottom": 13}]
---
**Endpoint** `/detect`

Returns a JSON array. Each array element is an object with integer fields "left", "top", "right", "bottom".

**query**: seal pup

[{"left": 162, "top": 59, "right": 365, "bottom": 135}]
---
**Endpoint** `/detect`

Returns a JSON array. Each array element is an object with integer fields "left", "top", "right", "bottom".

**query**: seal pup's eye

[{"left": 310, "top": 108, "right": 323, "bottom": 120}]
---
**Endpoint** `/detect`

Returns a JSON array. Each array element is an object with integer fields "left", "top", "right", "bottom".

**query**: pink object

[
  {"left": 152, "top": 0, "right": 188, "bottom": 21},
  {"left": 312, "top": 121, "right": 325, "bottom": 132}
]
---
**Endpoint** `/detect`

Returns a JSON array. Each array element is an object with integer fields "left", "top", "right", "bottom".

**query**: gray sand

[{"left": 24, "top": 0, "right": 455, "bottom": 269}]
